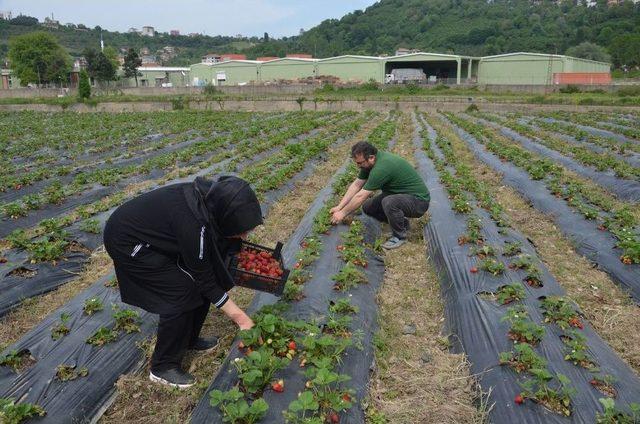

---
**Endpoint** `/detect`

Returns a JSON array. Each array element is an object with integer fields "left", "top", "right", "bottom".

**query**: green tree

[
  {"left": 8, "top": 31, "right": 72, "bottom": 86},
  {"left": 609, "top": 34, "right": 640, "bottom": 67},
  {"left": 78, "top": 69, "right": 91, "bottom": 99},
  {"left": 103, "top": 46, "right": 121, "bottom": 71},
  {"left": 122, "top": 48, "right": 142, "bottom": 86},
  {"left": 83, "top": 47, "right": 116, "bottom": 85},
  {"left": 565, "top": 42, "right": 611, "bottom": 63}
]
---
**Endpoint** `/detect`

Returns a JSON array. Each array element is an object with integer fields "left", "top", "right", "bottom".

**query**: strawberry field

[{"left": 0, "top": 107, "right": 639, "bottom": 423}]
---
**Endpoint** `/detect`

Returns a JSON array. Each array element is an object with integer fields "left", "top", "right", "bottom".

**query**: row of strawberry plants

[
  {"left": 0, "top": 110, "right": 296, "bottom": 174},
  {"left": 525, "top": 115, "right": 640, "bottom": 157},
  {"left": 417, "top": 114, "right": 640, "bottom": 421},
  {"left": 538, "top": 111, "right": 640, "bottom": 142},
  {"left": 0, "top": 112, "right": 337, "bottom": 219},
  {"left": 443, "top": 112, "right": 640, "bottom": 266},
  {"left": 422, "top": 115, "right": 583, "bottom": 415},
  {"left": 476, "top": 113, "right": 640, "bottom": 182},
  {"left": 207, "top": 166, "right": 365, "bottom": 423},
  {"left": 0, "top": 111, "right": 271, "bottom": 185}
]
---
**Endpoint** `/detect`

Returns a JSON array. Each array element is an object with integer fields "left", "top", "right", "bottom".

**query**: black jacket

[{"left": 104, "top": 176, "right": 263, "bottom": 314}]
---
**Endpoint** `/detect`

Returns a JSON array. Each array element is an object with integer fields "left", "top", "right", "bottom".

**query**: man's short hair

[{"left": 351, "top": 141, "right": 378, "bottom": 159}]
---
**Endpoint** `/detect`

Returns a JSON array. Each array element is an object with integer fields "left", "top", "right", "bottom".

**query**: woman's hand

[
  {"left": 238, "top": 316, "right": 255, "bottom": 331},
  {"left": 220, "top": 298, "right": 254, "bottom": 330}
]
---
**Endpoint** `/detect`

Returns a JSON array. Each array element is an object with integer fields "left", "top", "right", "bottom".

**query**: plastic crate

[{"left": 226, "top": 240, "right": 289, "bottom": 296}]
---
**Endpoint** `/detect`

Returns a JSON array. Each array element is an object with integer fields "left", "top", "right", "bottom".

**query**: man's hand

[
  {"left": 329, "top": 206, "right": 341, "bottom": 215},
  {"left": 331, "top": 210, "right": 346, "bottom": 225},
  {"left": 220, "top": 298, "right": 254, "bottom": 330}
]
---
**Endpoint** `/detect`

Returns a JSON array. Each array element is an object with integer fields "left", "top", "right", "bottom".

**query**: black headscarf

[{"left": 204, "top": 176, "right": 264, "bottom": 236}]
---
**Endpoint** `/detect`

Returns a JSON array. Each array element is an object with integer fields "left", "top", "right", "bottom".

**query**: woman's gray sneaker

[
  {"left": 189, "top": 336, "right": 219, "bottom": 352},
  {"left": 382, "top": 236, "right": 407, "bottom": 250},
  {"left": 149, "top": 368, "right": 195, "bottom": 389}
]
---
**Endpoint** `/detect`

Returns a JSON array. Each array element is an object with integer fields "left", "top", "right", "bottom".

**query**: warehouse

[
  {"left": 190, "top": 61, "right": 259, "bottom": 86},
  {"left": 383, "top": 52, "right": 479, "bottom": 85},
  {"left": 316, "top": 55, "right": 383, "bottom": 84},
  {"left": 477, "top": 52, "right": 611, "bottom": 85},
  {"left": 260, "top": 58, "right": 316, "bottom": 82}
]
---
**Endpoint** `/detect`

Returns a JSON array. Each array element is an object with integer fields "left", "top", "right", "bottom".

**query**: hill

[
  {"left": 0, "top": 18, "right": 256, "bottom": 66},
  {"left": 244, "top": 0, "right": 640, "bottom": 67}
]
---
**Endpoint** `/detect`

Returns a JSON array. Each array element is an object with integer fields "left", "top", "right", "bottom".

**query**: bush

[
  {"left": 559, "top": 84, "right": 580, "bottom": 94},
  {"left": 171, "top": 96, "right": 186, "bottom": 110},
  {"left": 203, "top": 83, "right": 218, "bottom": 96},
  {"left": 78, "top": 70, "right": 91, "bottom": 99},
  {"left": 361, "top": 79, "right": 379, "bottom": 91},
  {"left": 617, "top": 86, "right": 640, "bottom": 97},
  {"left": 466, "top": 103, "right": 479, "bottom": 112},
  {"left": 403, "top": 83, "right": 421, "bottom": 94},
  {"left": 432, "top": 84, "right": 450, "bottom": 91},
  {"left": 319, "top": 83, "right": 335, "bottom": 92}
]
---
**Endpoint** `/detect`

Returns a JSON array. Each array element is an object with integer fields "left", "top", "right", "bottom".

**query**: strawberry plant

[
  {"left": 300, "top": 334, "right": 352, "bottom": 365},
  {"left": 338, "top": 221, "right": 368, "bottom": 267},
  {"left": 104, "top": 277, "right": 119, "bottom": 288},
  {"left": 209, "top": 388, "right": 269, "bottom": 424},
  {"left": 86, "top": 327, "right": 118, "bottom": 346},
  {"left": 284, "top": 390, "right": 320, "bottom": 423},
  {"left": 479, "top": 258, "right": 505, "bottom": 276},
  {"left": 470, "top": 244, "right": 496, "bottom": 259},
  {"left": 282, "top": 281, "right": 305, "bottom": 302},
  {"left": 501, "top": 306, "right": 545, "bottom": 345},
  {"left": 499, "top": 343, "right": 547, "bottom": 373},
  {"left": 590, "top": 374, "right": 617, "bottom": 398},
  {"left": 496, "top": 283, "right": 526, "bottom": 305},
  {"left": 299, "top": 366, "right": 354, "bottom": 422},
  {"left": 27, "top": 234, "right": 69, "bottom": 263},
  {"left": 2, "top": 201, "right": 27, "bottom": 219},
  {"left": 329, "top": 298, "right": 359, "bottom": 315},
  {"left": 540, "top": 296, "right": 584, "bottom": 330},
  {"left": 509, "top": 254, "right": 536, "bottom": 271},
  {"left": 332, "top": 263, "right": 366, "bottom": 291},
  {"left": 55, "top": 364, "right": 89, "bottom": 381},
  {"left": 596, "top": 398, "right": 640, "bottom": 424},
  {"left": 524, "top": 268, "right": 544, "bottom": 288},
  {"left": 312, "top": 206, "right": 332, "bottom": 235},
  {"left": 233, "top": 348, "right": 290, "bottom": 395},
  {"left": 458, "top": 215, "right": 483, "bottom": 245},
  {"left": 0, "top": 350, "right": 35, "bottom": 373},
  {"left": 83, "top": 298, "right": 104, "bottom": 315},
  {"left": 561, "top": 330, "right": 597, "bottom": 369},
  {"left": 324, "top": 314, "right": 352, "bottom": 338},
  {"left": 51, "top": 312, "right": 71, "bottom": 340},
  {"left": 519, "top": 370, "right": 575, "bottom": 416},
  {"left": 113, "top": 306, "right": 141, "bottom": 333},
  {"left": 6, "top": 229, "right": 30, "bottom": 249},
  {"left": 0, "top": 398, "right": 45, "bottom": 424},
  {"left": 79, "top": 218, "right": 101, "bottom": 234}
]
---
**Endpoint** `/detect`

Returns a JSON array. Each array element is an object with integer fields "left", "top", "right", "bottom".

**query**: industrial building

[
  {"left": 185, "top": 51, "right": 608, "bottom": 87},
  {"left": 478, "top": 52, "right": 611, "bottom": 85},
  {"left": 0, "top": 51, "right": 612, "bottom": 90}
]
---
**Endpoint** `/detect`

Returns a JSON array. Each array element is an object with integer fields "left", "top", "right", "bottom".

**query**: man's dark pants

[{"left": 362, "top": 193, "right": 429, "bottom": 239}]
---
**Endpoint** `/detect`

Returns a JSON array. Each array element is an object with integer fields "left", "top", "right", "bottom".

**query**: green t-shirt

[{"left": 357, "top": 151, "right": 430, "bottom": 201}]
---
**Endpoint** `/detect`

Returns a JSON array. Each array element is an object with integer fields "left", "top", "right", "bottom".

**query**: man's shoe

[
  {"left": 382, "top": 236, "right": 407, "bottom": 250},
  {"left": 149, "top": 368, "right": 195, "bottom": 389},
  {"left": 189, "top": 336, "right": 219, "bottom": 352}
]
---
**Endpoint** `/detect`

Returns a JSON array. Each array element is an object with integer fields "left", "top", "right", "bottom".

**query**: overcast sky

[{"left": 0, "top": 0, "right": 376, "bottom": 37}]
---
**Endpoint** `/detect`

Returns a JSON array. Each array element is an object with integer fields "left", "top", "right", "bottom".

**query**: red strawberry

[
  {"left": 327, "top": 412, "right": 339, "bottom": 423},
  {"left": 470, "top": 267, "right": 478, "bottom": 273},
  {"left": 271, "top": 379, "right": 284, "bottom": 393},
  {"left": 515, "top": 394, "right": 524, "bottom": 405},
  {"left": 288, "top": 341, "right": 297, "bottom": 350}
]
